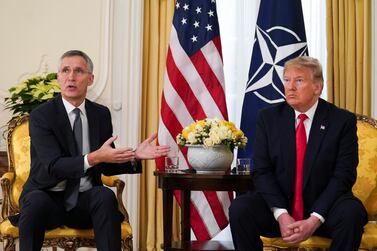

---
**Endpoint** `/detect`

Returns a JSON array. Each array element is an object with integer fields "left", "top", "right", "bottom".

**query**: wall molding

[
  {"left": 87, "top": 0, "right": 112, "bottom": 102},
  {"left": 111, "top": 0, "right": 144, "bottom": 248},
  {"left": 0, "top": 0, "right": 112, "bottom": 108}
]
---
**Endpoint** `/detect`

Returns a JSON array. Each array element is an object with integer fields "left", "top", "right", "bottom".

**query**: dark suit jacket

[
  {"left": 21, "top": 94, "right": 141, "bottom": 200},
  {"left": 253, "top": 98, "right": 359, "bottom": 219}
]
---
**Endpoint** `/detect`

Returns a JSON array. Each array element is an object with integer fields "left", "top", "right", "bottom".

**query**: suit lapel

[
  {"left": 85, "top": 100, "right": 100, "bottom": 152},
  {"left": 303, "top": 99, "right": 329, "bottom": 189},
  {"left": 54, "top": 96, "right": 77, "bottom": 156},
  {"left": 280, "top": 104, "right": 297, "bottom": 193}
]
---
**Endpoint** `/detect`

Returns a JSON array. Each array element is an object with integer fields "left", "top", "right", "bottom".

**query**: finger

[
  {"left": 159, "top": 146, "right": 171, "bottom": 151},
  {"left": 115, "top": 151, "right": 136, "bottom": 158},
  {"left": 146, "top": 133, "right": 158, "bottom": 143},
  {"left": 115, "top": 147, "right": 134, "bottom": 153},
  {"left": 159, "top": 148, "right": 171, "bottom": 155},
  {"left": 287, "top": 221, "right": 300, "bottom": 229},
  {"left": 281, "top": 227, "right": 293, "bottom": 238},
  {"left": 282, "top": 233, "right": 300, "bottom": 243},
  {"left": 104, "top": 136, "right": 118, "bottom": 146},
  {"left": 113, "top": 153, "right": 135, "bottom": 163}
]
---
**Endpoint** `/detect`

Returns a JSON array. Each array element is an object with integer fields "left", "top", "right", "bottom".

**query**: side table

[{"left": 154, "top": 170, "right": 253, "bottom": 251}]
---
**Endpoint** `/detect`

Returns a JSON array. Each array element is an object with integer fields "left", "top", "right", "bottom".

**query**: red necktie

[{"left": 292, "top": 113, "right": 308, "bottom": 221}]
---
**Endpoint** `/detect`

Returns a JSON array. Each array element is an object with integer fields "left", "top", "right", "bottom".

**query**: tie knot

[
  {"left": 298, "top": 113, "right": 307, "bottom": 122},
  {"left": 73, "top": 108, "right": 81, "bottom": 117}
]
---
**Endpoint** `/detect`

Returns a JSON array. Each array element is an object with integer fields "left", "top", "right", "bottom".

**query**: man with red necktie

[{"left": 230, "top": 56, "right": 367, "bottom": 251}]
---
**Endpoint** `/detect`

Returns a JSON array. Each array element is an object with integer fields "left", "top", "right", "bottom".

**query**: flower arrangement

[
  {"left": 4, "top": 73, "right": 60, "bottom": 117},
  {"left": 176, "top": 118, "right": 248, "bottom": 150}
]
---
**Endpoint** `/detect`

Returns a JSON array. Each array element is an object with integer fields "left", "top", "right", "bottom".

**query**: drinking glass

[
  {"left": 236, "top": 158, "right": 251, "bottom": 174},
  {"left": 165, "top": 156, "right": 179, "bottom": 172}
]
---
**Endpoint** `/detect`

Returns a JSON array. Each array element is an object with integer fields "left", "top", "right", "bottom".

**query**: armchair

[
  {"left": 262, "top": 114, "right": 377, "bottom": 250},
  {"left": 0, "top": 115, "right": 133, "bottom": 251}
]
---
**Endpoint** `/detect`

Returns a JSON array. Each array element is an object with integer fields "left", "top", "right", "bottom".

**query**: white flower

[
  {"left": 203, "top": 138, "right": 214, "bottom": 147},
  {"left": 176, "top": 118, "right": 248, "bottom": 150}
]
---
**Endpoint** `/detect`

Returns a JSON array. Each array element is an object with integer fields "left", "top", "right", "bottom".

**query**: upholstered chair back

[
  {"left": 7, "top": 116, "right": 30, "bottom": 209},
  {"left": 1, "top": 115, "right": 133, "bottom": 250},
  {"left": 353, "top": 115, "right": 377, "bottom": 219},
  {"left": 261, "top": 115, "right": 377, "bottom": 250}
]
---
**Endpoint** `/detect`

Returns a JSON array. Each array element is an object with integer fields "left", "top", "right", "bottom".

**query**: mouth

[
  {"left": 286, "top": 94, "right": 296, "bottom": 99},
  {"left": 66, "top": 84, "right": 77, "bottom": 90}
]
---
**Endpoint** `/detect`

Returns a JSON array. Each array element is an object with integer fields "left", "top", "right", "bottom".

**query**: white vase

[{"left": 187, "top": 145, "right": 234, "bottom": 172}]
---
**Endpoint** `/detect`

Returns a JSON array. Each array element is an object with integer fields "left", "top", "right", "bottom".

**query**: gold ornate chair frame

[
  {"left": 0, "top": 115, "right": 133, "bottom": 251},
  {"left": 261, "top": 114, "right": 377, "bottom": 251}
]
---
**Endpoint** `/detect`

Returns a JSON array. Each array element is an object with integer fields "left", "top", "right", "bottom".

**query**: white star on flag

[{"left": 246, "top": 26, "right": 307, "bottom": 103}]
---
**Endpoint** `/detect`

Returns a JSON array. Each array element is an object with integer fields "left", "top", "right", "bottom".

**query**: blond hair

[{"left": 284, "top": 56, "right": 323, "bottom": 83}]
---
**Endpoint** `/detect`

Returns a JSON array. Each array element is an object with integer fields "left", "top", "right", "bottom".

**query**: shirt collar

[
  {"left": 294, "top": 100, "right": 318, "bottom": 121},
  {"left": 61, "top": 97, "right": 86, "bottom": 116}
]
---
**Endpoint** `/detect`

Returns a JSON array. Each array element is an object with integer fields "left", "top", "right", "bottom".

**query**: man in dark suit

[
  {"left": 15, "top": 50, "right": 170, "bottom": 251},
  {"left": 229, "top": 56, "right": 367, "bottom": 251}
]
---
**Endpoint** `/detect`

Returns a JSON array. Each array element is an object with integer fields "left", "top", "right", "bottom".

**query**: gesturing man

[{"left": 12, "top": 50, "right": 170, "bottom": 251}]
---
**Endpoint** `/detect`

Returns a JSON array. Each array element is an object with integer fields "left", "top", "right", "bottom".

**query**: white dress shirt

[
  {"left": 272, "top": 100, "right": 325, "bottom": 223},
  {"left": 49, "top": 98, "right": 93, "bottom": 192}
]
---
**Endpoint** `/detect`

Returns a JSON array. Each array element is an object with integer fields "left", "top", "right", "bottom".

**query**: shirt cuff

[
  {"left": 271, "top": 207, "right": 288, "bottom": 220},
  {"left": 84, "top": 154, "right": 92, "bottom": 172},
  {"left": 311, "top": 212, "right": 325, "bottom": 223}
]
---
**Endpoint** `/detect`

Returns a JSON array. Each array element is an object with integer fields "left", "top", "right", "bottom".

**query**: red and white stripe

[{"left": 157, "top": 25, "right": 232, "bottom": 240}]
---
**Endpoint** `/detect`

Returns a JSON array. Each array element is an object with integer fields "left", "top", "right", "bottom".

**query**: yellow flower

[{"left": 176, "top": 118, "right": 248, "bottom": 150}]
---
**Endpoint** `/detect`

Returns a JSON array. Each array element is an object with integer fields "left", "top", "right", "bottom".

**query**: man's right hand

[
  {"left": 87, "top": 136, "right": 135, "bottom": 166},
  {"left": 277, "top": 213, "right": 296, "bottom": 238}
]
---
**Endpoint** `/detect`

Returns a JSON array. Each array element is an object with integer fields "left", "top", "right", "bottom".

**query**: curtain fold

[
  {"left": 139, "top": 1, "right": 176, "bottom": 250},
  {"left": 326, "top": 0, "right": 371, "bottom": 115}
]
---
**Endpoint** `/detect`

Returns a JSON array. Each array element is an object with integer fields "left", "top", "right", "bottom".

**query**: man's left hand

[
  {"left": 282, "top": 215, "right": 322, "bottom": 243},
  {"left": 135, "top": 133, "right": 171, "bottom": 160}
]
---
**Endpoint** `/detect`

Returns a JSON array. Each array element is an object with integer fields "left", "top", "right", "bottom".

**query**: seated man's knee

[
  {"left": 21, "top": 190, "right": 54, "bottom": 217},
  {"left": 343, "top": 200, "right": 367, "bottom": 225},
  {"left": 332, "top": 199, "right": 367, "bottom": 227},
  {"left": 90, "top": 186, "right": 117, "bottom": 208}
]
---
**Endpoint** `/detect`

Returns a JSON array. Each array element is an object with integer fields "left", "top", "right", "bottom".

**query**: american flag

[
  {"left": 157, "top": 0, "right": 231, "bottom": 240},
  {"left": 239, "top": 0, "right": 308, "bottom": 159}
]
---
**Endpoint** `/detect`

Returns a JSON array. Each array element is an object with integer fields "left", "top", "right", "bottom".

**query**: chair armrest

[
  {"left": 101, "top": 174, "right": 129, "bottom": 222},
  {"left": 101, "top": 175, "right": 119, "bottom": 187},
  {"left": 1, "top": 172, "right": 15, "bottom": 220}
]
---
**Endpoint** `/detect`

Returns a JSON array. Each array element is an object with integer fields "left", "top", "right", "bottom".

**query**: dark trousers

[
  {"left": 18, "top": 186, "right": 122, "bottom": 251},
  {"left": 229, "top": 191, "right": 367, "bottom": 251}
]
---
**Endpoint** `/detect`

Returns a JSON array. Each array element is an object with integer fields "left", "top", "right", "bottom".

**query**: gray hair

[{"left": 59, "top": 50, "right": 94, "bottom": 73}]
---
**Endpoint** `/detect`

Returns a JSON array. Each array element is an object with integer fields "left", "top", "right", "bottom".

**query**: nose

[{"left": 67, "top": 70, "right": 76, "bottom": 79}]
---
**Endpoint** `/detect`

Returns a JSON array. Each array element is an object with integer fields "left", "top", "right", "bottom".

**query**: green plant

[{"left": 4, "top": 73, "right": 60, "bottom": 117}]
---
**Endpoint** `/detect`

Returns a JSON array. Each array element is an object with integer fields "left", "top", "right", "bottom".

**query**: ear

[
  {"left": 314, "top": 81, "right": 323, "bottom": 95},
  {"left": 88, "top": 74, "right": 94, "bottom": 86}
]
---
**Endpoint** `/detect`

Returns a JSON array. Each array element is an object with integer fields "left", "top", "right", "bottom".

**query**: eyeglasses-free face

[
  {"left": 57, "top": 56, "right": 94, "bottom": 107},
  {"left": 283, "top": 66, "right": 322, "bottom": 113},
  {"left": 59, "top": 67, "right": 91, "bottom": 77}
]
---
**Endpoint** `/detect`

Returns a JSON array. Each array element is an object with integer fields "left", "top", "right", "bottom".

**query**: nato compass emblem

[{"left": 246, "top": 25, "right": 308, "bottom": 104}]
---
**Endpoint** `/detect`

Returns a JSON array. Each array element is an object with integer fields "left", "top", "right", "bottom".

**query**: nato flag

[{"left": 239, "top": 0, "right": 308, "bottom": 161}]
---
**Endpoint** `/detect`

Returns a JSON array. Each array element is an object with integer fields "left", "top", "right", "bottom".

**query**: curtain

[
  {"left": 326, "top": 0, "right": 371, "bottom": 115},
  {"left": 139, "top": 1, "right": 176, "bottom": 250}
]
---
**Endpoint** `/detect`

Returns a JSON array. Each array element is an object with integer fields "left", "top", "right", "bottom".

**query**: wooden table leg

[
  {"left": 181, "top": 190, "right": 191, "bottom": 241},
  {"left": 162, "top": 188, "right": 173, "bottom": 249}
]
